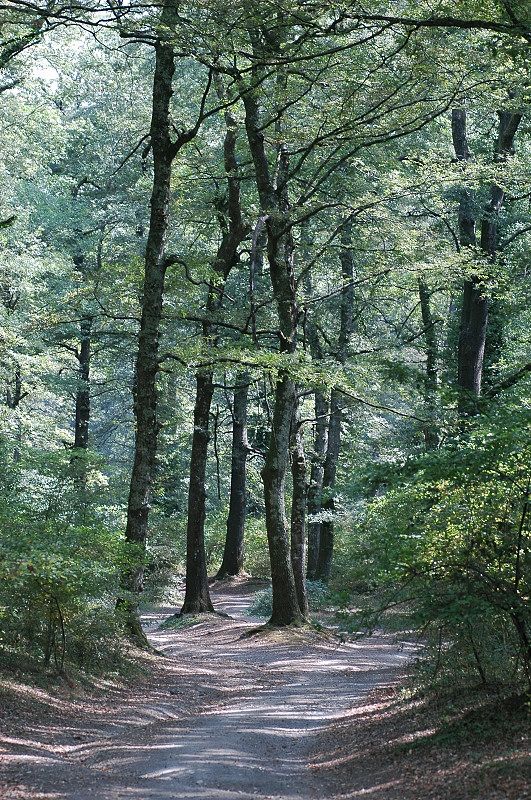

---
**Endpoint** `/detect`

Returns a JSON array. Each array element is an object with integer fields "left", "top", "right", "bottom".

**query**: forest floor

[{"left": 0, "top": 578, "right": 529, "bottom": 800}]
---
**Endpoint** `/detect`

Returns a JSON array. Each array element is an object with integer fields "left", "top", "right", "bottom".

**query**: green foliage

[
  {"left": 143, "top": 507, "right": 271, "bottom": 605},
  {"left": 337, "top": 408, "right": 531, "bottom": 691},
  {"left": 248, "top": 588, "right": 272, "bottom": 618},
  {"left": 0, "top": 448, "right": 127, "bottom": 673},
  {"left": 239, "top": 518, "right": 271, "bottom": 578},
  {"left": 249, "top": 580, "right": 333, "bottom": 618},
  {"left": 1, "top": 0, "right": 530, "bottom": 697}
]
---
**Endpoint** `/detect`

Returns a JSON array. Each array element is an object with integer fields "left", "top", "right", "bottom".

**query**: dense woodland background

[{"left": 0, "top": 0, "right": 530, "bottom": 694}]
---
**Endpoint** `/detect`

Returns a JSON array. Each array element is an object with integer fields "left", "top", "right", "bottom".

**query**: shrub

[
  {"left": 248, "top": 580, "right": 333, "bottom": 618},
  {"left": 342, "top": 409, "right": 531, "bottom": 692},
  {"left": 0, "top": 449, "right": 126, "bottom": 674}
]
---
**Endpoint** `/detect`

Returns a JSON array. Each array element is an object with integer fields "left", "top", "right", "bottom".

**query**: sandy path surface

[{"left": 1, "top": 582, "right": 414, "bottom": 799}]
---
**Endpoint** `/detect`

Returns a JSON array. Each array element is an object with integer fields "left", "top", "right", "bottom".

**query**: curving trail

[{"left": 0, "top": 581, "right": 413, "bottom": 799}]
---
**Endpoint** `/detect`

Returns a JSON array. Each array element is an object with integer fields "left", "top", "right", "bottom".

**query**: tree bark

[
  {"left": 180, "top": 90, "right": 248, "bottom": 613},
  {"left": 452, "top": 108, "right": 483, "bottom": 414},
  {"left": 6, "top": 362, "right": 26, "bottom": 462},
  {"left": 181, "top": 370, "right": 216, "bottom": 613},
  {"left": 418, "top": 280, "right": 439, "bottom": 449},
  {"left": 120, "top": 26, "right": 176, "bottom": 644},
  {"left": 262, "top": 373, "right": 302, "bottom": 625},
  {"left": 290, "top": 416, "right": 309, "bottom": 617},
  {"left": 306, "top": 389, "right": 328, "bottom": 580},
  {"left": 481, "top": 111, "right": 522, "bottom": 389},
  {"left": 6, "top": 363, "right": 24, "bottom": 410},
  {"left": 315, "top": 388, "right": 341, "bottom": 582},
  {"left": 242, "top": 73, "right": 303, "bottom": 626},
  {"left": 303, "top": 265, "right": 328, "bottom": 581},
  {"left": 457, "top": 279, "right": 488, "bottom": 413},
  {"left": 453, "top": 108, "right": 522, "bottom": 415},
  {"left": 73, "top": 315, "right": 92, "bottom": 449},
  {"left": 216, "top": 373, "right": 249, "bottom": 579}
]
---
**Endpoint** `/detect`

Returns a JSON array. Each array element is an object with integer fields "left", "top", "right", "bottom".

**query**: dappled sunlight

[
  {"left": 0, "top": 753, "right": 63, "bottom": 766},
  {"left": 334, "top": 779, "right": 402, "bottom": 797},
  {"left": 1, "top": 585, "right": 411, "bottom": 799}
]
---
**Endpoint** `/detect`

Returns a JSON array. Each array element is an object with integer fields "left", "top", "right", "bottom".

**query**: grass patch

[{"left": 159, "top": 613, "right": 205, "bottom": 630}]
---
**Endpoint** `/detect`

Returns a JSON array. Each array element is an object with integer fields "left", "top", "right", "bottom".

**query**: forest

[{"left": 0, "top": 1, "right": 530, "bottom": 799}]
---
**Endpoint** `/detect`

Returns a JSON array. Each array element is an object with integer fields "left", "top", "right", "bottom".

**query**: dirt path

[{"left": 1, "top": 582, "right": 414, "bottom": 799}]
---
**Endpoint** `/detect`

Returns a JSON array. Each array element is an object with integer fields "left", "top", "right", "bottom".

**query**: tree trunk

[
  {"left": 452, "top": 108, "right": 483, "bottom": 414},
  {"left": 6, "top": 363, "right": 24, "bottom": 410},
  {"left": 74, "top": 315, "right": 92, "bottom": 450},
  {"left": 303, "top": 262, "right": 329, "bottom": 581},
  {"left": 457, "top": 278, "right": 488, "bottom": 413},
  {"left": 290, "top": 416, "right": 309, "bottom": 617},
  {"left": 315, "top": 388, "right": 341, "bottom": 582},
  {"left": 6, "top": 362, "right": 26, "bottom": 462},
  {"left": 306, "top": 389, "right": 328, "bottom": 580},
  {"left": 453, "top": 108, "right": 522, "bottom": 415},
  {"left": 262, "top": 372, "right": 302, "bottom": 625},
  {"left": 180, "top": 85, "right": 248, "bottom": 612},
  {"left": 314, "top": 218, "right": 354, "bottom": 582},
  {"left": 481, "top": 111, "right": 522, "bottom": 389},
  {"left": 181, "top": 370, "right": 216, "bottom": 613},
  {"left": 120, "top": 30, "right": 176, "bottom": 644},
  {"left": 216, "top": 373, "right": 249, "bottom": 579},
  {"left": 261, "top": 228, "right": 302, "bottom": 624},
  {"left": 418, "top": 280, "right": 439, "bottom": 449},
  {"left": 241, "top": 67, "right": 303, "bottom": 626}
]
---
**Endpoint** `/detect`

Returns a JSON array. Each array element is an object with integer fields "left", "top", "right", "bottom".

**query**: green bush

[
  {"left": 0, "top": 449, "right": 126, "bottom": 673},
  {"left": 248, "top": 580, "right": 333, "bottom": 618},
  {"left": 248, "top": 586, "right": 272, "bottom": 617},
  {"left": 340, "top": 409, "right": 531, "bottom": 692}
]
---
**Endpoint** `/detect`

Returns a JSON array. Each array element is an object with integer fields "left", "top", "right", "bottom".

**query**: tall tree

[
  {"left": 180, "top": 96, "right": 248, "bottom": 613},
  {"left": 315, "top": 219, "right": 354, "bottom": 582},
  {"left": 453, "top": 107, "right": 522, "bottom": 414},
  {"left": 121, "top": 1, "right": 214, "bottom": 640},
  {"left": 239, "top": 31, "right": 305, "bottom": 625}
]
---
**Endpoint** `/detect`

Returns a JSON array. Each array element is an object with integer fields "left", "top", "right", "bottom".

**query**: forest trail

[{"left": 1, "top": 581, "right": 414, "bottom": 800}]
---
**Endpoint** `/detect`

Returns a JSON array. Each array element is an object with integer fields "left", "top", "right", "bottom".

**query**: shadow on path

[{"left": 0, "top": 581, "right": 414, "bottom": 800}]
